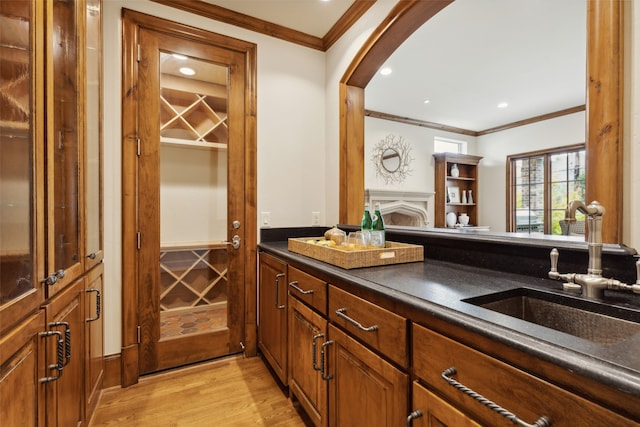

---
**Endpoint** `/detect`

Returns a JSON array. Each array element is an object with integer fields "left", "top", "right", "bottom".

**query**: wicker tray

[{"left": 287, "top": 237, "right": 423, "bottom": 269}]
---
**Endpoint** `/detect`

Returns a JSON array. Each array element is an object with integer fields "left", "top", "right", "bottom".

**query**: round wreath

[{"left": 371, "top": 134, "right": 413, "bottom": 184}]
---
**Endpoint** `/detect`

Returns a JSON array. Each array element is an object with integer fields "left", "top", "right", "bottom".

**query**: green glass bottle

[
  {"left": 371, "top": 202, "right": 385, "bottom": 247},
  {"left": 361, "top": 203, "right": 373, "bottom": 231}
]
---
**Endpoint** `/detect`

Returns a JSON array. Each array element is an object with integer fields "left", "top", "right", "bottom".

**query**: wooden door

[
  {"left": 327, "top": 324, "right": 408, "bottom": 427},
  {"left": 258, "top": 253, "right": 288, "bottom": 384},
  {"left": 134, "top": 26, "right": 248, "bottom": 374},
  {"left": 288, "top": 295, "right": 328, "bottom": 426},
  {"left": 410, "top": 381, "right": 481, "bottom": 427}
]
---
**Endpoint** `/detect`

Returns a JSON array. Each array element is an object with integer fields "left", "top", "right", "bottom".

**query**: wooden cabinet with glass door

[
  {"left": 44, "top": 0, "right": 84, "bottom": 298},
  {"left": 433, "top": 153, "right": 482, "bottom": 228},
  {"left": 1, "top": 0, "right": 104, "bottom": 425}
]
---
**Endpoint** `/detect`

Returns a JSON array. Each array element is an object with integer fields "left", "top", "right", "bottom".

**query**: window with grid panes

[{"left": 508, "top": 146, "right": 585, "bottom": 235}]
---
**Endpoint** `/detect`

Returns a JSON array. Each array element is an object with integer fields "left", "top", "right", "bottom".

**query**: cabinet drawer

[
  {"left": 411, "top": 381, "right": 480, "bottom": 427},
  {"left": 288, "top": 266, "right": 327, "bottom": 315},
  {"left": 329, "top": 285, "right": 407, "bottom": 368},
  {"left": 412, "top": 323, "right": 637, "bottom": 427}
]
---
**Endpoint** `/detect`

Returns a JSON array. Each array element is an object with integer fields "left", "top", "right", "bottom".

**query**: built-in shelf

[
  {"left": 160, "top": 85, "right": 228, "bottom": 149},
  {"left": 433, "top": 153, "right": 483, "bottom": 228},
  {"left": 160, "top": 137, "right": 227, "bottom": 150},
  {"left": 159, "top": 242, "right": 228, "bottom": 311}
]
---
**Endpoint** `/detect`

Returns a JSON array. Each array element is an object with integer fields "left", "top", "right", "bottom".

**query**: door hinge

[
  {"left": 137, "top": 137, "right": 140, "bottom": 156},
  {"left": 137, "top": 44, "right": 141, "bottom": 62},
  {"left": 136, "top": 232, "right": 141, "bottom": 249},
  {"left": 137, "top": 326, "right": 141, "bottom": 344}
]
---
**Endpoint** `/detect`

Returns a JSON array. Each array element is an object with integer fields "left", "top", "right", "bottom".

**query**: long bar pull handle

[
  {"left": 441, "top": 367, "right": 551, "bottom": 427},
  {"left": 275, "top": 273, "right": 285, "bottom": 309},
  {"left": 320, "top": 340, "right": 334, "bottom": 380},
  {"left": 312, "top": 333, "right": 324, "bottom": 371},
  {"left": 86, "top": 288, "right": 101, "bottom": 322},
  {"left": 289, "top": 281, "right": 314, "bottom": 294},
  {"left": 50, "top": 321, "right": 71, "bottom": 366},
  {"left": 406, "top": 410, "right": 423, "bottom": 427},
  {"left": 40, "top": 330, "right": 64, "bottom": 383},
  {"left": 335, "top": 308, "right": 378, "bottom": 332}
]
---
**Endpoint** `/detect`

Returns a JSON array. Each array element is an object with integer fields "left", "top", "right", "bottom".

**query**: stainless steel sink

[{"left": 463, "top": 288, "right": 640, "bottom": 345}]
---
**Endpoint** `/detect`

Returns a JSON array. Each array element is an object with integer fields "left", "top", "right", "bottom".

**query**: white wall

[
  {"left": 364, "top": 116, "right": 478, "bottom": 224},
  {"left": 475, "top": 112, "right": 585, "bottom": 232}
]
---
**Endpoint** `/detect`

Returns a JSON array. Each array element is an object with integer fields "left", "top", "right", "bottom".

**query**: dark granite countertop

[{"left": 258, "top": 239, "right": 640, "bottom": 398}]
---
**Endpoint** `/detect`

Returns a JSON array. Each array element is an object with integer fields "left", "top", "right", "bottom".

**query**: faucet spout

[{"left": 565, "top": 200, "right": 605, "bottom": 222}]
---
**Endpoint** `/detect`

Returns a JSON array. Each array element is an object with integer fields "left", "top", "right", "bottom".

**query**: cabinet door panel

[
  {"left": 0, "top": 310, "right": 46, "bottom": 427},
  {"left": 328, "top": 324, "right": 408, "bottom": 427},
  {"left": 85, "top": 262, "right": 104, "bottom": 420},
  {"left": 288, "top": 295, "right": 327, "bottom": 426},
  {"left": 258, "top": 253, "right": 288, "bottom": 384},
  {"left": 44, "top": 278, "right": 84, "bottom": 427}
]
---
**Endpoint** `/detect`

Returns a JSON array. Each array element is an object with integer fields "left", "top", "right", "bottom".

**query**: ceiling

[
  {"left": 199, "top": 0, "right": 357, "bottom": 37},
  {"left": 192, "top": 0, "right": 587, "bottom": 132}
]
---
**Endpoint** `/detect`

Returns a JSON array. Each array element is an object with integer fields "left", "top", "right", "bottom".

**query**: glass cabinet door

[
  {"left": 46, "top": 0, "right": 83, "bottom": 295},
  {"left": 0, "top": 0, "right": 45, "bottom": 320},
  {"left": 84, "top": 0, "right": 103, "bottom": 268}
]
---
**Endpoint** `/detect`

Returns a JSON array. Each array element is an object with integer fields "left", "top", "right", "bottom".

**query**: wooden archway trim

[{"left": 339, "top": 0, "right": 623, "bottom": 243}]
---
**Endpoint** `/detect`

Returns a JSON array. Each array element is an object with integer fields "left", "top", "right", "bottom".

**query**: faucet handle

[{"left": 550, "top": 248, "right": 559, "bottom": 272}]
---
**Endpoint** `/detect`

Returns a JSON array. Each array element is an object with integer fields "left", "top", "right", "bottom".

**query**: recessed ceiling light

[
  {"left": 179, "top": 67, "right": 195, "bottom": 76},
  {"left": 379, "top": 67, "right": 392, "bottom": 76},
  {"left": 172, "top": 53, "right": 188, "bottom": 60},
  {"left": 423, "top": 99, "right": 430, "bottom": 104},
  {"left": 497, "top": 102, "right": 509, "bottom": 109}
]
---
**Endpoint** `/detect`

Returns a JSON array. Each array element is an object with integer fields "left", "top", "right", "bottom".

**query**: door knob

[{"left": 225, "top": 235, "right": 241, "bottom": 249}]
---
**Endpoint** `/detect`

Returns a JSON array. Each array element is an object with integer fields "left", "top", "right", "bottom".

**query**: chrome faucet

[{"left": 548, "top": 200, "right": 640, "bottom": 299}]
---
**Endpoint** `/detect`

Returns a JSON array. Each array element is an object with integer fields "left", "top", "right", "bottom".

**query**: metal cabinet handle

[
  {"left": 41, "top": 269, "right": 65, "bottom": 286},
  {"left": 289, "top": 281, "right": 314, "bottom": 295},
  {"left": 39, "top": 330, "right": 64, "bottom": 383},
  {"left": 87, "top": 252, "right": 97, "bottom": 259},
  {"left": 312, "top": 333, "right": 324, "bottom": 371},
  {"left": 406, "top": 410, "right": 423, "bottom": 427},
  {"left": 275, "top": 273, "right": 285, "bottom": 309},
  {"left": 86, "top": 288, "right": 101, "bottom": 322},
  {"left": 320, "top": 340, "right": 334, "bottom": 380},
  {"left": 335, "top": 308, "right": 378, "bottom": 332},
  {"left": 49, "top": 322, "right": 71, "bottom": 366},
  {"left": 441, "top": 367, "right": 551, "bottom": 427}
]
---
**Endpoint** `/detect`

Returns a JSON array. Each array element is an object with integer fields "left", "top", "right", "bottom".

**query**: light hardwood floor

[{"left": 89, "top": 356, "right": 309, "bottom": 426}]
